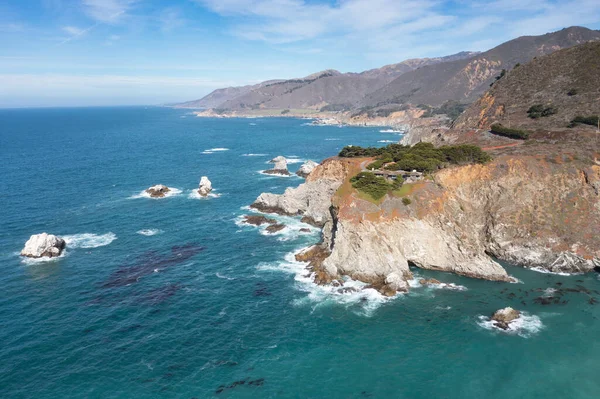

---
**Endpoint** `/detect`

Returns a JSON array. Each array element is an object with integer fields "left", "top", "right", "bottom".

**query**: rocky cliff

[{"left": 251, "top": 154, "right": 600, "bottom": 294}]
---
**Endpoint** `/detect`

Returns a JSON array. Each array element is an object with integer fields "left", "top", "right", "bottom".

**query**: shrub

[
  {"left": 350, "top": 172, "right": 393, "bottom": 200},
  {"left": 402, "top": 197, "right": 412, "bottom": 205},
  {"left": 281, "top": 109, "right": 290, "bottom": 114},
  {"left": 527, "top": 104, "right": 557, "bottom": 119},
  {"left": 366, "top": 160, "right": 385, "bottom": 170},
  {"left": 490, "top": 124, "right": 530, "bottom": 139},
  {"left": 567, "top": 88, "right": 578, "bottom": 96},
  {"left": 570, "top": 115, "right": 599, "bottom": 127}
]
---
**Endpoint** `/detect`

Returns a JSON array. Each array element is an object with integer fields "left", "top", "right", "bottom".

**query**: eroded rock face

[
  {"left": 252, "top": 155, "right": 600, "bottom": 291},
  {"left": 251, "top": 158, "right": 352, "bottom": 226},
  {"left": 296, "top": 160, "right": 318, "bottom": 178},
  {"left": 145, "top": 184, "right": 171, "bottom": 198},
  {"left": 263, "top": 156, "right": 290, "bottom": 176},
  {"left": 21, "top": 233, "right": 66, "bottom": 258},
  {"left": 198, "top": 176, "right": 212, "bottom": 196},
  {"left": 491, "top": 307, "right": 521, "bottom": 330}
]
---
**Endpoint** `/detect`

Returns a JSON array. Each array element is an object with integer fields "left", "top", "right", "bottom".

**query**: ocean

[{"left": 1, "top": 106, "right": 600, "bottom": 398}]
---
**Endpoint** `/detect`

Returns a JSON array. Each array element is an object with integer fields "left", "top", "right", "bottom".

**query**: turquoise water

[{"left": 1, "top": 107, "right": 600, "bottom": 398}]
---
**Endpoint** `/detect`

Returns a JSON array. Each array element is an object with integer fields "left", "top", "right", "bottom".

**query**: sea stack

[
  {"left": 296, "top": 160, "right": 318, "bottom": 178},
  {"left": 491, "top": 307, "right": 521, "bottom": 330},
  {"left": 198, "top": 176, "right": 212, "bottom": 197},
  {"left": 263, "top": 156, "right": 290, "bottom": 176},
  {"left": 21, "top": 233, "right": 66, "bottom": 258},
  {"left": 145, "top": 184, "right": 171, "bottom": 198}
]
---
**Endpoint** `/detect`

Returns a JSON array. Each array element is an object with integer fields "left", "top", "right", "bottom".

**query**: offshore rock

[
  {"left": 198, "top": 176, "right": 212, "bottom": 196},
  {"left": 21, "top": 233, "right": 66, "bottom": 258},
  {"left": 263, "top": 156, "right": 290, "bottom": 176},
  {"left": 145, "top": 184, "right": 171, "bottom": 198},
  {"left": 296, "top": 160, "right": 319, "bottom": 178},
  {"left": 491, "top": 307, "right": 521, "bottom": 330}
]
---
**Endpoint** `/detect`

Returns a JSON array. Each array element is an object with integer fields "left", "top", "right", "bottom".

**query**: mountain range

[{"left": 176, "top": 27, "right": 600, "bottom": 114}]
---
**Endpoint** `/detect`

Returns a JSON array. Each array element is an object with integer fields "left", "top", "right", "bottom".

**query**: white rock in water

[
  {"left": 385, "top": 272, "right": 409, "bottom": 293},
  {"left": 21, "top": 233, "right": 66, "bottom": 258},
  {"left": 198, "top": 176, "right": 213, "bottom": 196},
  {"left": 145, "top": 184, "right": 171, "bottom": 198},
  {"left": 264, "top": 156, "right": 290, "bottom": 175},
  {"left": 296, "top": 160, "right": 318, "bottom": 178},
  {"left": 491, "top": 307, "right": 521, "bottom": 330},
  {"left": 270, "top": 156, "right": 288, "bottom": 170}
]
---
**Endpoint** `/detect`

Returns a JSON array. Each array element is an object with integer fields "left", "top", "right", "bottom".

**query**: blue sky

[{"left": 1, "top": 0, "right": 599, "bottom": 107}]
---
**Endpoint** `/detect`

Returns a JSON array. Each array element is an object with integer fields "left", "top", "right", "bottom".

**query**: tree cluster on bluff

[{"left": 339, "top": 142, "right": 491, "bottom": 173}]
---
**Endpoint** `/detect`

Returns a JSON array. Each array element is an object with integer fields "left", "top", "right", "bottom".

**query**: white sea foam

[
  {"left": 20, "top": 252, "right": 67, "bottom": 265},
  {"left": 408, "top": 274, "right": 467, "bottom": 291},
  {"left": 378, "top": 140, "right": 396, "bottom": 143},
  {"left": 258, "top": 170, "right": 294, "bottom": 178},
  {"left": 216, "top": 272, "right": 235, "bottom": 280},
  {"left": 257, "top": 249, "right": 396, "bottom": 317},
  {"left": 325, "top": 138, "right": 341, "bottom": 141},
  {"left": 249, "top": 123, "right": 257, "bottom": 126},
  {"left": 188, "top": 190, "right": 221, "bottom": 200},
  {"left": 529, "top": 266, "right": 580, "bottom": 276},
  {"left": 477, "top": 312, "right": 543, "bottom": 338},
  {"left": 137, "top": 229, "right": 163, "bottom": 236},
  {"left": 380, "top": 129, "right": 404, "bottom": 133},
  {"left": 235, "top": 214, "right": 319, "bottom": 241},
  {"left": 202, "top": 148, "right": 229, "bottom": 154},
  {"left": 242, "top": 153, "right": 268, "bottom": 157},
  {"left": 129, "top": 187, "right": 183, "bottom": 199},
  {"left": 62, "top": 232, "right": 117, "bottom": 248},
  {"left": 264, "top": 157, "right": 304, "bottom": 165}
]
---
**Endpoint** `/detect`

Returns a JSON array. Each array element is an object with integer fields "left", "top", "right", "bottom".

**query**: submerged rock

[
  {"left": 198, "top": 176, "right": 212, "bottom": 197},
  {"left": 265, "top": 223, "right": 285, "bottom": 233},
  {"left": 491, "top": 307, "right": 521, "bottom": 330},
  {"left": 242, "top": 215, "right": 277, "bottom": 226},
  {"left": 419, "top": 278, "right": 442, "bottom": 286},
  {"left": 145, "top": 184, "right": 171, "bottom": 198},
  {"left": 296, "top": 160, "right": 318, "bottom": 178},
  {"left": 20, "top": 233, "right": 66, "bottom": 258},
  {"left": 263, "top": 156, "right": 290, "bottom": 176}
]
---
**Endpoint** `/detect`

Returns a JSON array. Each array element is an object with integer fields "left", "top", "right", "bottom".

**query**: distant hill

[
  {"left": 362, "top": 27, "right": 600, "bottom": 108},
  {"left": 174, "top": 52, "right": 478, "bottom": 111},
  {"left": 453, "top": 41, "right": 600, "bottom": 131}
]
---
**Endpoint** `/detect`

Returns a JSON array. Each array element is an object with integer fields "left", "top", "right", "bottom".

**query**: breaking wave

[
  {"left": 129, "top": 188, "right": 182, "bottom": 199},
  {"left": 202, "top": 148, "right": 229, "bottom": 154},
  {"left": 137, "top": 229, "right": 163, "bottom": 236},
  {"left": 257, "top": 249, "right": 397, "bottom": 317},
  {"left": 476, "top": 312, "right": 543, "bottom": 338},
  {"left": 62, "top": 233, "right": 117, "bottom": 248}
]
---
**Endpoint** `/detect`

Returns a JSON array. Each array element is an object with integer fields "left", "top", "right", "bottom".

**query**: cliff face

[{"left": 252, "top": 155, "right": 600, "bottom": 293}]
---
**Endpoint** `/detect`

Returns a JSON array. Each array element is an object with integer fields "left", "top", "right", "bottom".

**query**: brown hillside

[{"left": 454, "top": 41, "right": 600, "bottom": 131}]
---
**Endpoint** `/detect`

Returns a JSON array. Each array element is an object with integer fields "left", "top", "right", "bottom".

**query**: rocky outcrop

[
  {"left": 145, "top": 184, "right": 171, "bottom": 198},
  {"left": 263, "top": 156, "right": 290, "bottom": 176},
  {"left": 242, "top": 215, "right": 277, "bottom": 226},
  {"left": 251, "top": 157, "right": 353, "bottom": 225},
  {"left": 252, "top": 154, "right": 600, "bottom": 294},
  {"left": 296, "top": 160, "right": 319, "bottom": 178},
  {"left": 21, "top": 233, "right": 66, "bottom": 258},
  {"left": 491, "top": 307, "right": 521, "bottom": 330},
  {"left": 198, "top": 176, "right": 212, "bottom": 196}
]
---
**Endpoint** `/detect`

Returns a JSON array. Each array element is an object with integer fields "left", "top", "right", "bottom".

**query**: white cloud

[
  {"left": 62, "top": 25, "right": 86, "bottom": 36},
  {"left": 82, "top": 0, "right": 138, "bottom": 23},
  {"left": 198, "top": 0, "right": 442, "bottom": 43}
]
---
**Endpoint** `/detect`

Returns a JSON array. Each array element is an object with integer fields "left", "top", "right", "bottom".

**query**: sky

[{"left": 1, "top": 0, "right": 599, "bottom": 107}]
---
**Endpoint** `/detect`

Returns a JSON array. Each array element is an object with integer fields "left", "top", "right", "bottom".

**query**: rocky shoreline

[{"left": 249, "top": 155, "right": 600, "bottom": 296}]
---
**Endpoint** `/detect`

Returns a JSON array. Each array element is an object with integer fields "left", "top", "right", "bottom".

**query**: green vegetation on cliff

[
  {"left": 340, "top": 142, "right": 491, "bottom": 173},
  {"left": 569, "top": 115, "right": 599, "bottom": 128},
  {"left": 350, "top": 172, "right": 403, "bottom": 200},
  {"left": 490, "top": 124, "right": 530, "bottom": 139}
]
